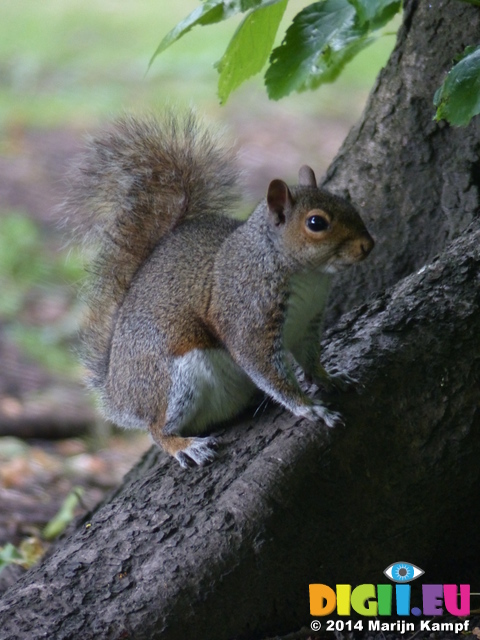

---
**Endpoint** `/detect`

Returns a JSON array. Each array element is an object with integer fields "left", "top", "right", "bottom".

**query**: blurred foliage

[
  {"left": 0, "top": 0, "right": 237, "bottom": 127},
  {"left": 0, "top": 214, "right": 79, "bottom": 317},
  {"left": 0, "top": 487, "right": 83, "bottom": 573},
  {"left": 43, "top": 487, "right": 84, "bottom": 540},
  {"left": 0, "top": 213, "right": 84, "bottom": 376},
  {"left": 0, "top": 537, "right": 45, "bottom": 574}
]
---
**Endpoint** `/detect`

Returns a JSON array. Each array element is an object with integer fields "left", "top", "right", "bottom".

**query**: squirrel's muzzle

[{"left": 358, "top": 233, "right": 375, "bottom": 260}]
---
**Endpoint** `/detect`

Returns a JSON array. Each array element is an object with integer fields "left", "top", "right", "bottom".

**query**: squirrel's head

[{"left": 266, "top": 165, "right": 374, "bottom": 273}]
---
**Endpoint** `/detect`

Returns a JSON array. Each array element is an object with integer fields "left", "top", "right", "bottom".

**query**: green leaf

[
  {"left": 149, "top": 0, "right": 271, "bottom": 67},
  {"left": 347, "top": 0, "right": 401, "bottom": 27},
  {"left": 216, "top": 0, "right": 288, "bottom": 104},
  {"left": 0, "top": 538, "right": 45, "bottom": 573},
  {"left": 266, "top": 0, "right": 373, "bottom": 100},
  {"left": 0, "top": 543, "right": 22, "bottom": 573},
  {"left": 43, "top": 487, "right": 84, "bottom": 541},
  {"left": 434, "top": 45, "right": 480, "bottom": 127},
  {"left": 348, "top": 0, "right": 400, "bottom": 25},
  {"left": 149, "top": 1, "right": 225, "bottom": 67}
]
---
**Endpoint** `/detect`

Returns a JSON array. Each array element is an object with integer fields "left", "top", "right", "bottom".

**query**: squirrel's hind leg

[
  {"left": 150, "top": 383, "right": 218, "bottom": 468},
  {"left": 150, "top": 348, "right": 255, "bottom": 467}
]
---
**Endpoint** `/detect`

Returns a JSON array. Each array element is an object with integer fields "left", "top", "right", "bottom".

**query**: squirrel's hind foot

[
  {"left": 152, "top": 430, "right": 218, "bottom": 468},
  {"left": 175, "top": 436, "right": 218, "bottom": 468}
]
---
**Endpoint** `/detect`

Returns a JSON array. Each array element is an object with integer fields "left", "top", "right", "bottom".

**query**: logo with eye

[{"left": 383, "top": 562, "right": 425, "bottom": 583}]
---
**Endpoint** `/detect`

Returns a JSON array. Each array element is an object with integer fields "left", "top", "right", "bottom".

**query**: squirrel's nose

[{"left": 358, "top": 234, "right": 375, "bottom": 259}]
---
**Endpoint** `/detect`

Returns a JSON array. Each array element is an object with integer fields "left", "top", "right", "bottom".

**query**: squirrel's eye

[{"left": 306, "top": 215, "right": 329, "bottom": 232}]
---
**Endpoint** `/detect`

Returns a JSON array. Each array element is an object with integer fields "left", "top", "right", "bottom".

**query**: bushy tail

[{"left": 64, "top": 111, "right": 240, "bottom": 388}]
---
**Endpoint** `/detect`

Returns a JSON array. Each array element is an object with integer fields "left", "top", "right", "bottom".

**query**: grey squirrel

[{"left": 66, "top": 112, "right": 374, "bottom": 468}]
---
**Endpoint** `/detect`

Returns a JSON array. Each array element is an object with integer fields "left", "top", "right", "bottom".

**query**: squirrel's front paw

[
  {"left": 175, "top": 436, "right": 218, "bottom": 468},
  {"left": 296, "top": 403, "right": 344, "bottom": 428}
]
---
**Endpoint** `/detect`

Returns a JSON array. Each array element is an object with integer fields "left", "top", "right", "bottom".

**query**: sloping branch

[{"left": 0, "top": 215, "right": 478, "bottom": 640}]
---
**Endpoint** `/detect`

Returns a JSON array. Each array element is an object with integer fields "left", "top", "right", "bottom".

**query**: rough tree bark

[
  {"left": 323, "top": 0, "right": 480, "bottom": 322},
  {"left": 1, "top": 1, "right": 479, "bottom": 638}
]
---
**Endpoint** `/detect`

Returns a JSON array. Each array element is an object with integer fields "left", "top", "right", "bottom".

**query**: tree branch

[{"left": 0, "top": 215, "right": 478, "bottom": 640}]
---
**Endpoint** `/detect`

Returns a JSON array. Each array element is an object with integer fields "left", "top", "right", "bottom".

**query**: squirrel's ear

[
  {"left": 267, "top": 179, "right": 293, "bottom": 226},
  {"left": 298, "top": 165, "right": 316, "bottom": 187}
]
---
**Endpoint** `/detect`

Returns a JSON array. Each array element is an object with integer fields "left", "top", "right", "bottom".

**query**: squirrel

[{"left": 65, "top": 111, "right": 374, "bottom": 468}]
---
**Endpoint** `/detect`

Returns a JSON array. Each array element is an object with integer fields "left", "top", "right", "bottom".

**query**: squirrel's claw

[
  {"left": 326, "top": 371, "right": 360, "bottom": 393},
  {"left": 312, "top": 369, "right": 361, "bottom": 394},
  {"left": 175, "top": 436, "right": 218, "bottom": 468},
  {"left": 297, "top": 403, "right": 344, "bottom": 428}
]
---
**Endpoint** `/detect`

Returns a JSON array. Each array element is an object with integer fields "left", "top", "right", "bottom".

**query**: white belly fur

[{"left": 167, "top": 348, "right": 256, "bottom": 436}]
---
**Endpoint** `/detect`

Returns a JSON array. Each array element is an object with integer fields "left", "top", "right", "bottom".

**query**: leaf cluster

[
  {"left": 152, "top": 0, "right": 480, "bottom": 128},
  {"left": 150, "top": 0, "right": 401, "bottom": 103}
]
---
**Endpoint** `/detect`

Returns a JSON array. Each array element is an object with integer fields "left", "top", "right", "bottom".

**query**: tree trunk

[
  {"left": 1, "top": 1, "right": 479, "bottom": 638},
  {"left": 323, "top": 0, "right": 480, "bottom": 322}
]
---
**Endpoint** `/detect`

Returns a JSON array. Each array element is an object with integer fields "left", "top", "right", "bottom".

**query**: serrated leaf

[
  {"left": 347, "top": 0, "right": 401, "bottom": 27},
  {"left": 149, "top": 1, "right": 225, "bottom": 67},
  {"left": 434, "top": 45, "right": 480, "bottom": 127},
  {"left": 266, "top": 0, "right": 373, "bottom": 100},
  {"left": 149, "top": 0, "right": 272, "bottom": 68},
  {"left": 216, "top": 0, "right": 288, "bottom": 104}
]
